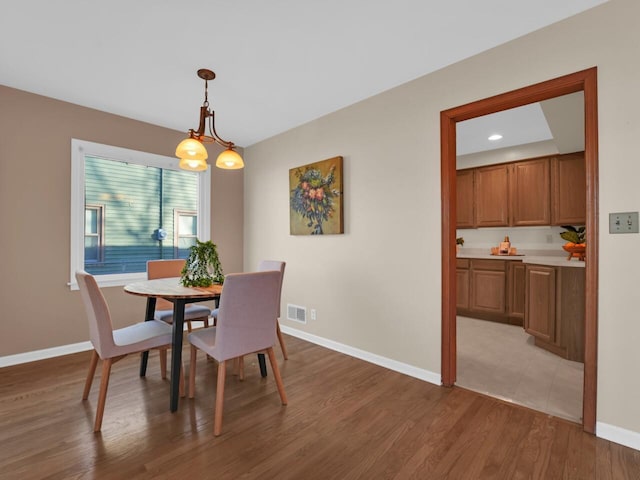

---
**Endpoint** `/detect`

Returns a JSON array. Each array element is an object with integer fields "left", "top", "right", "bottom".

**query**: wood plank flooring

[{"left": 1, "top": 335, "right": 639, "bottom": 479}]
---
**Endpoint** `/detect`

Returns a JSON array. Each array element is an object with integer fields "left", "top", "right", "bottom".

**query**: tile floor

[{"left": 456, "top": 316, "right": 584, "bottom": 423}]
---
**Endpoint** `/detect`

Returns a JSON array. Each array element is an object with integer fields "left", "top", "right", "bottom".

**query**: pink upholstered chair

[
  {"left": 212, "top": 260, "right": 287, "bottom": 359},
  {"left": 188, "top": 271, "right": 288, "bottom": 436},
  {"left": 147, "top": 259, "right": 213, "bottom": 378},
  {"left": 76, "top": 271, "right": 179, "bottom": 432},
  {"left": 257, "top": 260, "right": 288, "bottom": 359},
  {"left": 147, "top": 259, "right": 212, "bottom": 332}
]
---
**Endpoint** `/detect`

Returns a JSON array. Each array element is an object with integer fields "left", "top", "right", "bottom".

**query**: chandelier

[{"left": 175, "top": 69, "right": 244, "bottom": 171}]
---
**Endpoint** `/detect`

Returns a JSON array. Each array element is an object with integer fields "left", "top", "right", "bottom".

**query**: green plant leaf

[{"left": 560, "top": 231, "right": 580, "bottom": 243}]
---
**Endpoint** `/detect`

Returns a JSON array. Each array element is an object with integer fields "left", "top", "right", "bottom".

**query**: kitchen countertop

[{"left": 457, "top": 249, "right": 586, "bottom": 268}]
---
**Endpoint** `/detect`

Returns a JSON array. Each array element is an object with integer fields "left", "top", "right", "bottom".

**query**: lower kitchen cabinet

[
  {"left": 456, "top": 258, "right": 522, "bottom": 326},
  {"left": 507, "top": 261, "right": 526, "bottom": 321},
  {"left": 470, "top": 260, "right": 506, "bottom": 314},
  {"left": 524, "top": 265, "right": 556, "bottom": 343},
  {"left": 524, "top": 264, "right": 585, "bottom": 362},
  {"left": 456, "top": 259, "right": 470, "bottom": 310}
]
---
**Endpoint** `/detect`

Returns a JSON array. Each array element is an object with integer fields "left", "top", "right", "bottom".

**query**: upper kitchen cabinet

[
  {"left": 551, "top": 152, "right": 586, "bottom": 225},
  {"left": 509, "top": 157, "right": 551, "bottom": 226},
  {"left": 456, "top": 169, "right": 475, "bottom": 228},
  {"left": 475, "top": 164, "right": 509, "bottom": 227}
]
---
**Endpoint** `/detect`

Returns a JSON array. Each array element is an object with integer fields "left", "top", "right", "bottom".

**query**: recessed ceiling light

[{"left": 488, "top": 134, "right": 503, "bottom": 141}]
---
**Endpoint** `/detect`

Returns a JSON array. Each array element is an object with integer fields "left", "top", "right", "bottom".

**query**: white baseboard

[
  {"left": 0, "top": 341, "right": 93, "bottom": 368},
  {"left": 0, "top": 322, "right": 199, "bottom": 369},
  {"left": 279, "top": 324, "right": 441, "bottom": 385},
  {"left": 597, "top": 421, "right": 640, "bottom": 452}
]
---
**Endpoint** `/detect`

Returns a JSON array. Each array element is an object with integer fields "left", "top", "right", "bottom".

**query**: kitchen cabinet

[
  {"left": 456, "top": 259, "right": 470, "bottom": 310},
  {"left": 456, "top": 258, "right": 522, "bottom": 325},
  {"left": 475, "top": 164, "right": 509, "bottom": 227},
  {"left": 524, "top": 265, "right": 556, "bottom": 343},
  {"left": 456, "top": 170, "right": 475, "bottom": 228},
  {"left": 524, "top": 264, "right": 585, "bottom": 362},
  {"left": 551, "top": 152, "right": 586, "bottom": 225},
  {"left": 456, "top": 151, "right": 584, "bottom": 229},
  {"left": 470, "top": 259, "right": 506, "bottom": 314},
  {"left": 509, "top": 158, "right": 550, "bottom": 226},
  {"left": 506, "top": 261, "right": 526, "bottom": 321}
]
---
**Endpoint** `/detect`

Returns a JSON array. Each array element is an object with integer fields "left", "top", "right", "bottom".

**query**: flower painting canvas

[{"left": 289, "top": 156, "right": 344, "bottom": 235}]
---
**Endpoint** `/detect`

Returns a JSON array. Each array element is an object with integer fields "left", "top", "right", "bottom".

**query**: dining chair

[
  {"left": 76, "top": 271, "right": 181, "bottom": 432},
  {"left": 188, "top": 271, "right": 288, "bottom": 436},
  {"left": 212, "top": 260, "right": 287, "bottom": 359},
  {"left": 147, "top": 259, "right": 212, "bottom": 333},
  {"left": 148, "top": 259, "right": 214, "bottom": 379}
]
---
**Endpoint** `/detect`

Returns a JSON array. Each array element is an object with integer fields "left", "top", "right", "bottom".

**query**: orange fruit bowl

[{"left": 562, "top": 243, "right": 586, "bottom": 260}]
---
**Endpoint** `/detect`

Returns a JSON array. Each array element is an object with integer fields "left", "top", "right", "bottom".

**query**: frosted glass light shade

[
  {"left": 215, "top": 148, "right": 244, "bottom": 170},
  {"left": 178, "top": 157, "right": 208, "bottom": 171},
  {"left": 176, "top": 138, "right": 209, "bottom": 171}
]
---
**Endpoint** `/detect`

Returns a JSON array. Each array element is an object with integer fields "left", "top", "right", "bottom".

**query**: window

[
  {"left": 174, "top": 209, "right": 198, "bottom": 258},
  {"left": 70, "top": 139, "right": 210, "bottom": 289},
  {"left": 84, "top": 204, "right": 104, "bottom": 263}
]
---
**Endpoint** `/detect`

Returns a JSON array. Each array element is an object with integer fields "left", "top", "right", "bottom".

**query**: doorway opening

[{"left": 440, "top": 68, "right": 599, "bottom": 433}]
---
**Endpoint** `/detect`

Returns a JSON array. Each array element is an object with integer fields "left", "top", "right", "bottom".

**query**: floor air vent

[{"left": 287, "top": 304, "right": 307, "bottom": 323}]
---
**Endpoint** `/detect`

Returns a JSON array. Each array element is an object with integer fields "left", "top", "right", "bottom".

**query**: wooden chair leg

[
  {"left": 232, "top": 357, "right": 239, "bottom": 376},
  {"left": 83, "top": 350, "right": 99, "bottom": 400},
  {"left": 187, "top": 321, "right": 193, "bottom": 333},
  {"left": 94, "top": 358, "right": 113, "bottom": 432},
  {"left": 214, "top": 360, "right": 226, "bottom": 436},
  {"left": 276, "top": 321, "right": 288, "bottom": 360},
  {"left": 189, "top": 345, "right": 197, "bottom": 398},
  {"left": 160, "top": 348, "right": 167, "bottom": 379},
  {"left": 266, "top": 347, "right": 288, "bottom": 405}
]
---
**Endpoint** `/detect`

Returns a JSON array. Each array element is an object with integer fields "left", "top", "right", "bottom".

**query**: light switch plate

[{"left": 609, "top": 211, "right": 639, "bottom": 233}]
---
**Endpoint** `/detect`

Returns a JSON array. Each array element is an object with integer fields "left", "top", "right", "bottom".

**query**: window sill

[{"left": 68, "top": 272, "right": 147, "bottom": 291}]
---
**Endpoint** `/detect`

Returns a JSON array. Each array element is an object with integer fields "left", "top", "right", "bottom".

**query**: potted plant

[
  {"left": 559, "top": 225, "right": 586, "bottom": 260},
  {"left": 456, "top": 237, "right": 464, "bottom": 255},
  {"left": 180, "top": 239, "right": 225, "bottom": 287}
]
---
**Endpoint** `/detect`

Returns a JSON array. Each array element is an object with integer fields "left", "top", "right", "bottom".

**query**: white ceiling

[
  {"left": 457, "top": 103, "right": 553, "bottom": 156},
  {"left": 0, "top": 1, "right": 608, "bottom": 148}
]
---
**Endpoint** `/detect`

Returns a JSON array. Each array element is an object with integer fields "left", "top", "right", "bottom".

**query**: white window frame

[
  {"left": 84, "top": 204, "right": 105, "bottom": 264},
  {"left": 70, "top": 139, "right": 211, "bottom": 290}
]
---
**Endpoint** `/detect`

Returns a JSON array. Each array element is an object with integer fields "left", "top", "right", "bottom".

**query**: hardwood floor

[{"left": 1, "top": 335, "right": 639, "bottom": 479}]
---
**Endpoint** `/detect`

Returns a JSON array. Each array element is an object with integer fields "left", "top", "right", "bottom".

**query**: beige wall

[
  {"left": 0, "top": 86, "right": 243, "bottom": 356},
  {"left": 244, "top": 0, "right": 640, "bottom": 437}
]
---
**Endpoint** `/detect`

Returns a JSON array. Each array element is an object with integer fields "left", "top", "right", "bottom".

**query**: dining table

[{"left": 124, "top": 277, "right": 222, "bottom": 412}]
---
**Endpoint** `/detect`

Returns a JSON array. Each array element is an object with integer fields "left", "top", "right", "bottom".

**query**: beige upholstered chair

[
  {"left": 76, "top": 271, "right": 180, "bottom": 432},
  {"left": 188, "top": 271, "right": 288, "bottom": 436}
]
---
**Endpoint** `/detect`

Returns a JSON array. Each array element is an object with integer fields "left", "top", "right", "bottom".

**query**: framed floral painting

[{"left": 289, "top": 156, "right": 344, "bottom": 235}]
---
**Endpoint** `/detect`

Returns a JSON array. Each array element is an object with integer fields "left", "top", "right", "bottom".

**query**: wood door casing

[{"left": 441, "top": 67, "right": 598, "bottom": 433}]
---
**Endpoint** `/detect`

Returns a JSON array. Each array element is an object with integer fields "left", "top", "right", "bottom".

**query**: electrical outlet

[
  {"left": 310, "top": 309, "right": 317, "bottom": 321},
  {"left": 609, "top": 211, "right": 639, "bottom": 234}
]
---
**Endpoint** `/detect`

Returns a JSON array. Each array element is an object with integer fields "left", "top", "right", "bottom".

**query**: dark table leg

[
  {"left": 170, "top": 299, "right": 186, "bottom": 412},
  {"left": 139, "top": 297, "right": 157, "bottom": 377},
  {"left": 258, "top": 353, "right": 267, "bottom": 377}
]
